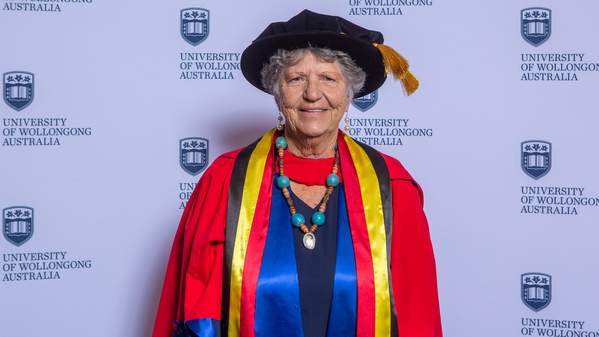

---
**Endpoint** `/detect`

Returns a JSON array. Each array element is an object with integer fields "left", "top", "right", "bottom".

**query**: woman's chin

[{"left": 294, "top": 124, "right": 337, "bottom": 139}]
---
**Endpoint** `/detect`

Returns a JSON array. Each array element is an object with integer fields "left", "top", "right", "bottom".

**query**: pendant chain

[{"left": 274, "top": 136, "right": 340, "bottom": 249}]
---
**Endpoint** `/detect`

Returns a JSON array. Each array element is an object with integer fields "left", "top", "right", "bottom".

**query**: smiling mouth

[{"left": 299, "top": 108, "right": 328, "bottom": 112}]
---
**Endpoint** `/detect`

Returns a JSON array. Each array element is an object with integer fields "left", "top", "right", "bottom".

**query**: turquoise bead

[
  {"left": 291, "top": 213, "right": 305, "bottom": 227},
  {"left": 277, "top": 175, "right": 290, "bottom": 189},
  {"left": 275, "top": 136, "right": 288, "bottom": 149},
  {"left": 311, "top": 211, "right": 325, "bottom": 226},
  {"left": 326, "top": 173, "right": 339, "bottom": 187}
]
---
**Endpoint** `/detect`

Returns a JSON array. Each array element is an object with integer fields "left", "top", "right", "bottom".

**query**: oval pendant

[{"left": 302, "top": 232, "right": 316, "bottom": 250}]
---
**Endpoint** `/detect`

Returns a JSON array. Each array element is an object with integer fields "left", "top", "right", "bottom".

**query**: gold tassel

[{"left": 374, "top": 43, "right": 419, "bottom": 96}]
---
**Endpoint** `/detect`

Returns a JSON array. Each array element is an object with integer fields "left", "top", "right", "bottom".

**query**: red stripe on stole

[
  {"left": 338, "top": 138, "right": 376, "bottom": 337},
  {"left": 239, "top": 144, "right": 274, "bottom": 337}
]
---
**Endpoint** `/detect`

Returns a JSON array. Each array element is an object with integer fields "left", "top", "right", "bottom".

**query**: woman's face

[{"left": 278, "top": 52, "right": 350, "bottom": 140}]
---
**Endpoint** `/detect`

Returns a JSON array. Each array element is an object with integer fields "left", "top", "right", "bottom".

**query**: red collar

[{"left": 275, "top": 150, "right": 343, "bottom": 186}]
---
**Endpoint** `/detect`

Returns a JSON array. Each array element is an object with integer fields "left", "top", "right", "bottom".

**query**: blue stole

[{"left": 254, "top": 183, "right": 357, "bottom": 337}]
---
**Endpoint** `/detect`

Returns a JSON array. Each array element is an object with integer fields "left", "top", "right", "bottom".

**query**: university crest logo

[
  {"left": 352, "top": 90, "right": 378, "bottom": 112},
  {"left": 180, "top": 8, "right": 209, "bottom": 46},
  {"left": 521, "top": 8, "right": 552, "bottom": 47},
  {"left": 521, "top": 140, "right": 551, "bottom": 180},
  {"left": 3, "top": 206, "right": 34, "bottom": 246},
  {"left": 180, "top": 137, "right": 209, "bottom": 176},
  {"left": 521, "top": 273, "right": 552, "bottom": 312},
  {"left": 3, "top": 71, "right": 34, "bottom": 111}
]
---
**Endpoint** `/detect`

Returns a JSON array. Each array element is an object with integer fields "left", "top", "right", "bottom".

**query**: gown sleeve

[
  {"left": 152, "top": 153, "right": 237, "bottom": 337},
  {"left": 386, "top": 157, "right": 443, "bottom": 337}
]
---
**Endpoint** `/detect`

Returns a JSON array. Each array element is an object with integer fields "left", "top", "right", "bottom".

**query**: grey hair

[{"left": 260, "top": 47, "right": 366, "bottom": 101}]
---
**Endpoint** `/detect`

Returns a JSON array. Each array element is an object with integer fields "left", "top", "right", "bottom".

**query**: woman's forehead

[{"left": 284, "top": 52, "right": 342, "bottom": 73}]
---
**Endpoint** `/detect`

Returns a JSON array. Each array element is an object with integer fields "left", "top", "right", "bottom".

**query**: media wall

[{"left": 2, "top": 1, "right": 599, "bottom": 336}]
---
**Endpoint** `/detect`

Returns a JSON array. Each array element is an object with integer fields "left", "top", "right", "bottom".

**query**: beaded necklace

[{"left": 275, "top": 136, "right": 340, "bottom": 250}]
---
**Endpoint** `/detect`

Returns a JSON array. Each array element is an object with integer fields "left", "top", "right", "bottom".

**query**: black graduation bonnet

[{"left": 240, "top": 9, "right": 419, "bottom": 98}]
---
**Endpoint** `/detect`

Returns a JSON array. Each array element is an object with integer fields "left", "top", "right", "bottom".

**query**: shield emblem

[
  {"left": 3, "top": 206, "right": 34, "bottom": 246},
  {"left": 521, "top": 8, "right": 551, "bottom": 47},
  {"left": 352, "top": 90, "right": 378, "bottom": 112},
  {"left": 521, "top": 273, "right": 551, "bottom": 312},
  {"left": 180, "top": 137, "right": 209, "bottom": 176},
  {"left": 180, "top": 8, "right": 209, "bottom": 46},
  {"left": 521, "top": 140, "right": 551, "bottom": 179},
  {"left": 3, "top": 71, "right": 34, "bottom": 111}
]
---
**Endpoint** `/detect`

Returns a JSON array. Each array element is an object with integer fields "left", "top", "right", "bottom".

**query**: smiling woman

[
  {"left": 152, "top": 9, "right": 442, "bottom": 337},
  {"left": 264, "top": 49, "right": 359, "bottom": 159}
]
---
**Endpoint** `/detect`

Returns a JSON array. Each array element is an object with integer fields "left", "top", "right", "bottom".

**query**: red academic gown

[{"left": 152, "top": 132, "right": 442, "bottom": 337}]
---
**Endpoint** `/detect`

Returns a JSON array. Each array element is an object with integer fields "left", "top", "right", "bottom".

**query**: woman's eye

[{"left": 288, "top": 77, "right": 303, "bottom": 83}]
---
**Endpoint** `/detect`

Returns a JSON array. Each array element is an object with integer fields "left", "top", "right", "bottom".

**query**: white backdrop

[{"left": 2, "top": 1, "right": 599, "bottom": 336}]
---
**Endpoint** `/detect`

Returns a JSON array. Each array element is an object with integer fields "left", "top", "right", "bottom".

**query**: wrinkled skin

[{"left": 278, "top": 51, "right": 350, "bottom": 160}]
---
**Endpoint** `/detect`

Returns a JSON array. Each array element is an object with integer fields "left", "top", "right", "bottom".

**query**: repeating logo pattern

[
  {"left": 521, "top": 140, "right": 552, "bottom": 179},
  {"left": 352, "top": 90, "right": 378, "bottom": 112},
  {"left": 3, "top": 71, "right": 34, "bottom": 111},
  {"left": 521, "top": 8, "right": 552, "bottom": 47},
  {"left": 3, "top": 206, "right": 34, "bottom": 246},
  {"left": 179, "top": 137, "right": 209, "bottom": 176},
  {"left": 180, "top": 8, "right": 210, "bottom": 46},
  {"left": 521, "top": 273, "right": 552, "bottom": 312}
]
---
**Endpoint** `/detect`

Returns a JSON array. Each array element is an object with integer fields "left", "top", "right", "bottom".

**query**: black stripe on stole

[
  {"left": 356, "top": 141, "right": 399, "bottom": 337},
  {"left": 221, "top": 139, "right": 259, "bottom": 337}
]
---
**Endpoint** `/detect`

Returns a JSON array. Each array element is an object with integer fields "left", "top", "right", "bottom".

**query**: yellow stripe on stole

[
  {"left": 228, "top": 129, "right": 275, "bottom": 337},
  {"left": 344, "top": 135, "right": 391, "bottom": 337}
]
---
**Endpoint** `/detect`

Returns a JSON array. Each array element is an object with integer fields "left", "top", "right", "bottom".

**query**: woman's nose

[{"left": 303, "top": 78, "right": 323, "bottom": 102}]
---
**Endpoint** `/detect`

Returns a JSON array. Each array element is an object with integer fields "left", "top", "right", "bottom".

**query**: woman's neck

[{"left": 284, "top": 129, "right": 337, "bottom": 159}]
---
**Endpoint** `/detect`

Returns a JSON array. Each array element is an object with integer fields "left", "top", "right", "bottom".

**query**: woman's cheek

[{"left": 282, "top": 107, "right": 299, "bottom": 130}]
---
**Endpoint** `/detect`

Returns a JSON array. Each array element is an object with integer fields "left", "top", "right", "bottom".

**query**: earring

[
  {"left": 276, "top": 113, "right": 285, "bottom": 131},
  {"left": 344, "top": 113, "right": 350, "bottom": 133}
]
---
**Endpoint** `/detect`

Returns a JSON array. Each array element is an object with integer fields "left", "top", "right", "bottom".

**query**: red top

[{"left": 276, "top": 150, "right": 342, "bottom": 186}]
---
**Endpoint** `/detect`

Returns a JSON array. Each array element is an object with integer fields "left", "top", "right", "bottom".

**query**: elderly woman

[{"left": 152, "top": 9, "right": 442, "bottom": 337}]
